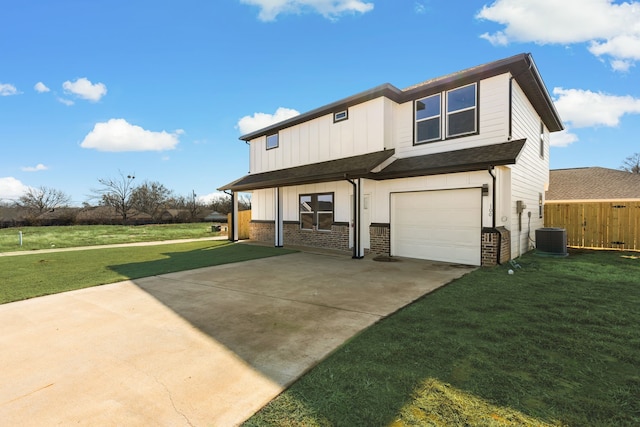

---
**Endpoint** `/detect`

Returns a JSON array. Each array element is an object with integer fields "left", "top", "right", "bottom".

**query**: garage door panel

[{"left": 391, "top": 189, "right": 481, "bottom": 265}]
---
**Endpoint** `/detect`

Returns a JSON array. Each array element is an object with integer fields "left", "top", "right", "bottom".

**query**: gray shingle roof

[
  {"left": 546, "top": 167, "right": 640, "bottom": 201},
  {"left": 370, "top": 139, "right": 526, "bottom": 180},
  {"left": 218, "top": 149, "right": 396, "bottom": 192}
]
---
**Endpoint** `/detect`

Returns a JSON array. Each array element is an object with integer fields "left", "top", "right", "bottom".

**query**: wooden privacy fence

[
  {"left": 227, "top": 210, "right": 251, "bottom": 240},
  {"left": 544, "top": 202, "right": 640, "bottom": 250}
]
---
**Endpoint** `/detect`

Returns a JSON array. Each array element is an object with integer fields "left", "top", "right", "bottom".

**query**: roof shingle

[{"left": 546, "top": 167, "right": 640, "bottom": 201}]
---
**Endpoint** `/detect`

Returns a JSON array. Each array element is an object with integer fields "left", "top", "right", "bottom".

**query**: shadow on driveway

[{"left": 0, "top": 244, "right": 473, "bottom": 426}]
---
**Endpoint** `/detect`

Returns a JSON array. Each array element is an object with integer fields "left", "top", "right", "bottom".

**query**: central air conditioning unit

[{"left": 535, "top": 227, "right": 568, "bottom": 256}]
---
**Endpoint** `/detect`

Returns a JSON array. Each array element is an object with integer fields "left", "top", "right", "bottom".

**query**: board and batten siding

[
  {"left": 392, "top": 74, "right": 511, "bottom": 159},
  {"left": 251, "top": 182, "right": 352, "bottom": 223},
  {"left": 509, "top": 80, "right": 550, "bottom": 256},
  {"left": 366, "top": 172, "right": 492, "bottom": 227},
  {"left": 249, "top": 97, "right": 389, "bottom": 174}
]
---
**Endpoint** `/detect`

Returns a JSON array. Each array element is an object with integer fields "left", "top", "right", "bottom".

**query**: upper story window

[
  {"left": 540, "top": 121, "right": 545, "bottom": 159},
  {"left": 415, "top": 82, "right": 478, "bottom": 145},
  {"left": 446, "top": 84, "right": 477, "bottom": 137},
  {"left": 334, "top": 109, "right": 349, "bottom": 123},
  {"left": 415, "top": 94, "right": 441, "bottom": 143},
  {"left": 266, "top": 133, "right": 279, "bottom": 150}
]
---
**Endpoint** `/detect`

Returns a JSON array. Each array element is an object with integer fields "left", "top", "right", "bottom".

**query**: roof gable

[{"left": 547, "top": 167, "right": 640, "bottom": 201}]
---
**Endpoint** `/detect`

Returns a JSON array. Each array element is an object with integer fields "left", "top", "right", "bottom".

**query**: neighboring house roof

[
  {"left": 204, "top": 211, "right": 228, "bottom": 222},
  {"left": 160, "top": 209, "right": 190, "bottom": 219},
  {"left": 370, "top": 139, "right": 526, "bottom": 180},
  {"left": 239, "top": 53, "right": 563, "bottom": 142},
  {"left": 219, "top": 149, "right": 396, "bottom": 192},
  {"left": 546, "top": 167, "right": 640, "bottom": 202}
]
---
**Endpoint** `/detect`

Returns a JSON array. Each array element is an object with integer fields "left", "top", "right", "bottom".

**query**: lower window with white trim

[{"left": 300, "top": 193, "right": 334, "bottom": 231}]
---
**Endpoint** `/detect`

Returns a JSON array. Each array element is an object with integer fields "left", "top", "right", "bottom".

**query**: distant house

[
  {"left": 203, "top": 211, "right": 228, "bottom": 223},
  {"left": 545, "top": 167, "right": 640, "bottom": 250},
  {"left": 546, "top": 167, "right": 640, "bottom": 202},
  {"left": 160, "top": 209, "right": 191, "bottom": 223},
  {"left": 220, "top": 53, "right": 564, "bottom": 266}
]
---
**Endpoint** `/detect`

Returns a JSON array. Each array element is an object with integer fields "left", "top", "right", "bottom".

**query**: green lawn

[
  {"left": 0, "top": 223, "right": 218, "bottom": 253},
  {"left": 244, "top": 249, "right": 640, "bottom": 427},
  {"left": 0, "top": 241, "right": 295, "bottom": 304}
]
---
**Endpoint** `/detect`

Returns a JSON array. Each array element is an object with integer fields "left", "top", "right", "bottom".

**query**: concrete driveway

[{"left": 0, "top": 248, "right": 474, "bottom": 426}]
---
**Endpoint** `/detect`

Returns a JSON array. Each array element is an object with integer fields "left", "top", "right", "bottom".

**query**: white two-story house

[{"left": 220, "top": 53, "right": 563, "bottom": 266}]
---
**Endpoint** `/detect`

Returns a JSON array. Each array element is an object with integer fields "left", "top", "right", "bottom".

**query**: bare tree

[
  {"left": 207, "top": 194, "right": 231, "bottom": 215},
  {"left": 621, "top": 152, "right": 640, "bottom": 174},
  {"left": 186, "top": 190, "right": 206, "bottom": 220},
  {"left": 239, "top": 193, "right": 252, "bottom": 211},
  {"left": 130, "top": 181, "right": 172, "bottom": 221},
  {"left": 207, "top": 193, "right": 251, "bottom": 215},
  {"left": 16, "top": 186, "right": 71, "bottom": 215},
  {"left": 91, "top": 172, "right": 138, "bottom": 224}
]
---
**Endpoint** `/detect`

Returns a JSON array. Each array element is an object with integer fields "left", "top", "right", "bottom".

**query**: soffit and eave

[{"left": 218, "top": 140, "right": 527, "bottom": 192}]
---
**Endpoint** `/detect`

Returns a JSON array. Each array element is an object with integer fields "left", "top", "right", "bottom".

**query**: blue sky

[{"left": 1, "top": 0, "right": 639, "bottom": 205}]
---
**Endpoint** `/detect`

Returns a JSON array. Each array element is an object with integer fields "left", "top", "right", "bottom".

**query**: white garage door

[{"left": 391, "top": 189, "right": 481, "bottom": 265}]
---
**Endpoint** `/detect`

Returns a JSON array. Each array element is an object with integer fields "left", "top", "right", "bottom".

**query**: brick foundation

[
  {"left": 283, "top": 221, "right": 350, "bottom": 251},
  {"left": 250, "top": 220, "right": 350, "bottom": 252},
  {"left": 369, "top": 223, "right": 390, "bottom": 256},
  {"left": 481, "top": 226, "right": 511, "bottom": 266},
  {"left": 249, "top": 220, "right": 275, "bottom": 242}
]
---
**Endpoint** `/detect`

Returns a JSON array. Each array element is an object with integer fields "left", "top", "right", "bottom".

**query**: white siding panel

[
  {"left": 249, "top": 98, "right": 388, "bottom": 173},
  {"left": 510, "top": 82, "right": 549, "bottom": 256},
  {"left": 394, "top": 74, "right": 510, "bottom": 158},
  {"left": 252, "top": 189, "right": 275, "bottom": 221}
]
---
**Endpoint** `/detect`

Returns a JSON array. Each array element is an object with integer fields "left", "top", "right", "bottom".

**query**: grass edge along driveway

[
  {"left": 244, "top": 249, "right": 640, "bottom": 427},
  {"left": 0, "top": 241, "right": 296, "bottom": 304}
]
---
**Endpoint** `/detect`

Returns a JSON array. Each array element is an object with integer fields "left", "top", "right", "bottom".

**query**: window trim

[
  {"left": 414, "top": 82, "right": 479, "bottom": 145},
  {"left": 414, "top": 93, "right": 442, "bottom": 144},
  {"left": 539, "top": 121, "right": 545, "bottom": 159},
  {"left": 299, "top": 192, "right": 334, "bottom": 232},
  {"left": 266, "top": 133, "right": 279, "bottom": 150},
  {"left": 333, "top": 109, "right": 349, "bottom": 123},
  {"left": 445, "top": 83, "right": 478, "bottom": 138}
]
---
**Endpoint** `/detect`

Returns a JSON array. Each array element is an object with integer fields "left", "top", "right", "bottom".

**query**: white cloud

[
  {"left": 549, "top": 87, "right": 640, "bottom": 146},
  {"left": 197, "top": 191, "right": 221, "bottom": 205},
  {"left": 414, "top": 1, "right": 427, "bottom": 14},
  {"left": 553, "top": 87, "right": 640, "bottom": 128},
  {"left": 477, "top": 0, "right": 640, "bottom": 71},
  {"left": 237, "top": 107, "right": 300, "bottom": 134},
  {"left": 80, "top": 118, "right": 182, "bottom": 152},
  {"left": 240, "top": 0, "right": 374, "bottom": 21},
  {"left": 57, "top": 97, "right": 74, "bottom": 106},
  {"left": 0, "top": 83, "right": 19, "bottom": 96},
  {"left": 21, "top": 163, "right": 48, "bottom": 172},
  {"left": 62, "top": 77, "right": 107, "bottom": 102},
  {"left": 0, "top": 177, "right": 30, "bottom": 200},
  {"left": 550, "top": 129, "right": 579, "bottom": 147},
  {"left": 34, "top": 82, "right": 50, "bottom": 93}
]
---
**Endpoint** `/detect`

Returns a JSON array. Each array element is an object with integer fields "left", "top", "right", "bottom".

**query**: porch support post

[
  {"left": 355, "top": 178, "right": 364, "bottom": 258},
  {"left": 230, "top": 191, "right": 239, "bottom": 242},
  {"left": 274, "top": 187, "right": 284, "bottom": 247},
  {"left": 347, "top": 177, "right": 364, "bottom": 259}
]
